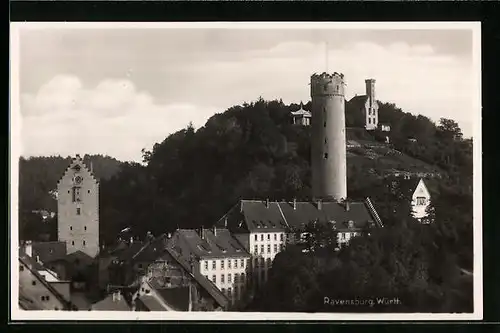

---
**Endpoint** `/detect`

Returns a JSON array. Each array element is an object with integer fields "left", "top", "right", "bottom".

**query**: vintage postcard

[{"left": 10, "top": 22, "right": 482, "bottom": 321}]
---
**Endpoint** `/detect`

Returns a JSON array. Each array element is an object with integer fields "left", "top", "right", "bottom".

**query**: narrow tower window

[
  {"left": 324, "top": 153, "right": 329, "bottom": 159},
  {"left": 72, "top": 187, "right": 82, "bottom": 202},
  {"left": 324, "top": 121, "right": 327, "bottom": 127},
  {"left": 83, "top": 240, "right": 86, "bottom": 246},
  {"left": 76, "top": 208, "right": 81, "bottom": 215},
  {"left": 71, "top": 241, "right": 75, "bottom": 246}
]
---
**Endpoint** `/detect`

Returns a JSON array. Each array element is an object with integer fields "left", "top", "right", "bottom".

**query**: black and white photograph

[{"left": 10, "top": 22, "right": 481, "bottom": 320}]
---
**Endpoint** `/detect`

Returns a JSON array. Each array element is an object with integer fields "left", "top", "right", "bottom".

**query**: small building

[
  {"left": 346, "top": 79, "right": 379, "bottom": 130},
  {"left": 18, "top": 253, "right": 72, "bottom": 310},
  {"left": 290, "top": 103, "right": 312, "bottom": 126},
  {"left": 411, "top": 178, "right": 432, "bottom": 223},
  {"left": 90, "top": 290, "right": 130, "bottom": 311}
]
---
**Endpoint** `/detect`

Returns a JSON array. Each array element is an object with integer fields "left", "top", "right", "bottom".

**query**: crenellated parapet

[{"left": 310, "top": 72, "right": 346, "bottom": 97}]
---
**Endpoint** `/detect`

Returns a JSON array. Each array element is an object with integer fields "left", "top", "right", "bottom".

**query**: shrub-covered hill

[{"left": 96, "top": 98, "right": 471, "bottom": 244}]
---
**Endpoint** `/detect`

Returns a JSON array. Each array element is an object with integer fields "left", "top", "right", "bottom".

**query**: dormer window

[
  {"left": 416, "top": 197, "right": 426, "bottom": 205},
  {"left": 348, "top": 221, "right": 354, "bottom": 229}
]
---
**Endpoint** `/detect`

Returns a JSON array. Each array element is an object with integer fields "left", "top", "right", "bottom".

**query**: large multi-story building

[
  {"left": 57, "top": 155, "right": 100, "bottom": 258},
  {"left": 168, "top": 228, "right": 251, "bottom": 307}
]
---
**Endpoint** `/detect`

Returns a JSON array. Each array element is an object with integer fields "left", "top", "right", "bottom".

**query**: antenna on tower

[{"left": 325, "top": 41, "right": 329, "bottom": 73}]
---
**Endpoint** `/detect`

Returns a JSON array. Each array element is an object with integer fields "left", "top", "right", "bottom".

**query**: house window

[
  {"left": 20, "top": 265, "right": 24, "bottom": 272},
  {"left": 247, "top": 259, "right": 250, "bottom": 267},
  {"left": 76, "top": 208, "right": 81, "bottom": 215},
  {"left": 274, "top": 244, "right": 278, "bottom": 253},
  {"left": 222, "top": 288, "right": 226, "bottom": 294},
  {"left": 221, "top": 260, "right": 225, "bottom": 269},
  {"left": 204, "top": 275, "right": 208, "bottom": 280},
  {"left": 267, "top": 244, "right": 271, "bottom": 253},
  {"left": 234, "top": 259, "right": 238, "bottom": 268},
  {"left": 267, "top": 258, "right": 272, "bottom": 267},
  {"left": 260, "top": 245, "right": 264, "bottom": 254},
  {"left": 281, "top": 244, "right": 285, "bottom": 251},
  {"left": 83, "top": 240, "right": 86, "bottom": 246},
  {"left": 274, "top": 234, "right": 277, "bottom": 241},
  {"left": 88, "top": 190, "right": 91, "bottom": 193},
  {"left": 234, "top": 273, "right": 239, "bottom": 283},
  {"left": 324, "top": 153, "right": 328, "bottom": 159},
  {"left": 228, "top": 260, "right": 232, "bottom": 269},
  {"left": 241, "top": 273, "right": 246, "bottom": 282},
  {"left": 212, "top": 261, "right": 216, "bottom": 270},
  {"left": 212, "top": 275, "right": 217, "bottom": 283},
  {"left": 254, "top": 245, "right": 258, "bottom": 254},
  {"left": 254, "top": 234, "right": 257, "bottom": 241},
  {"left": 324, "top": 121, "right": 327, "bottom": 127},
  {"left": 71, "top": 241, "right": 74, "bottom": 246},
  {"left": 260, "top": 234, "right": 264, "bottom": 241},
  {"left": 84, "top": 226, "right": 87, "bottom": 231},
  {"left": 70, "top": 226, "right": 73, "bottom": 231},
  {"left": 416, "top": 197, "right": 426, "bottom": 205},
  {"left": 241, "top": 259, "right": 245, "bottom": 268},
  {"left": 228, "top": 288, "right": 232, "bottom": 297},
  {"left": 228, "top": 274, "right": 232, "bottom": 283},
  {"left": 280, "top": 234, "right": 284, "bottom": 241},
  {"left": 221, "top": 274, "right": 225, "bottom": 283},
  {"left": 368, "top": 118, "right": 371, "bottom": 124},
  {"left": 204, "top": 261, "right": 208, "bottom": 270},
  {"left": 145, "top": 289, "right": 150, "bottom": 294},
  {"left": 267, "top": 234, "right": 270, "bottom": 241},
  {"left": 46, "top": 295, "right": 50, "bottom": 301},
  {"left": 32, "top": 281, "right": 36, "bottom": 286},
  {"left": 41, "top": 296, "right": 45, "bottom": 301}
]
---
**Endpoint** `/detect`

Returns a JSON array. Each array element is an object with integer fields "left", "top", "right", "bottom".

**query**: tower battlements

[{"left": 311, "top": 72, "right": 346, "bottom": 96}]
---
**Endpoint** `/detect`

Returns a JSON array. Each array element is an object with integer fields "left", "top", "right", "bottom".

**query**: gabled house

[
  {"left": 410, "top": 178, "right": 433, "bottom": 222},
  {"left": 18, "top": 254, "right": 73, "bottom": 311},
  {"left": 102, "top": 234, "right": 229, "bottom": 311}
]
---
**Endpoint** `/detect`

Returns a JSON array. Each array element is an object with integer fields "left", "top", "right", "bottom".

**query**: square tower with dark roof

[{"left": 56, "top": 155, "right": 99, "bottom": 258}]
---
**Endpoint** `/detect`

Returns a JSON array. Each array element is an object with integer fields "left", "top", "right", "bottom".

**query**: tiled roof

[
  {"left": 32, "top": 241, "right": 67, "bottom": 264},
  {"left": 131, "top": 235, "right": 168, "bottom": 263},
  {"left": 91, "top": 293, "right": 130, "bottom": 311},
  {"left": 290, "top": 109, "right": 312, "bottom": 117},
  {"left": 347, "top": 95, "right": 369, "bottom": 111},
  {"left": 65, "top": 250, "right": 94, "bottom": 266},
  {"left": 165, "top": 246, "right": 229, "bottom": 309},
  {"left": 136, "top": 295, "right": 169, "bottom": 311},
  {"left": 155, "top": 287, "right": 190, "bottom": 311},
  {"left": 173, "top": 228, "right": 250, "bottom": 260},
  {"left": 220, "top": 199, "right": 379, "bottom": 233},
  {"left": 113, "top": 242, "right": 147, "bottom": 262}
]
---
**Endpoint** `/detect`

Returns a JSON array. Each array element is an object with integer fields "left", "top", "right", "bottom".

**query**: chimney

[
  {"left": 345, "top": 201, "right": 350, "bottom": 212},
  {"left": 224, "top": 217, "right": 228, "bottom": 228},
  {"left": 167, "top": 233, "right": 172, "bottom": 239},
  {"left": 24, "top": 240, "right": 33, "bottom": 257},
  {"left": 90, "top": 161, "right": 94, "bottom": 174},
  {"left": 266, "top": 198, "right": 269, "bottom": 208},
  {"left": 317, "top": 200, "right": 322, "bottom": 211},
  {"left": 293, "top": 198, "right": 297, "bottom": 210},
  {"left": 130, "top": 236, "right": 134, "bottom": 245},
  {"left": 240, "top": 200, "right": 244, "bottom": 212},
  {"left": 201, "top": 226, "right": 205, "bottom": 240},
  {"left": 213, "top": 226, "right": 217, "bottom": 237}
]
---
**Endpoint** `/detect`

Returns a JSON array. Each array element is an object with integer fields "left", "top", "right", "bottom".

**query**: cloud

[
  {"left": 178, "top": 41, "right": 475, "bottom": 136},
  {"left": 19, "top": 39, "right": 476, "bottom": 162},
  {"left": 20, "top": 75, "right": 219, "bottom": 161}
]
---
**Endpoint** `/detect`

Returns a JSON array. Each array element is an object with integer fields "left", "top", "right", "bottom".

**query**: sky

[{"left": 15, "top": 24, "right": 478, "bottom": 162}]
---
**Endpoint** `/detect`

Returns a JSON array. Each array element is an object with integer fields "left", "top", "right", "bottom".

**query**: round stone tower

[{"left": 310, "top": 72, "right": 347, "bottom": 201}]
